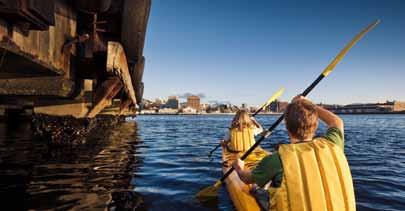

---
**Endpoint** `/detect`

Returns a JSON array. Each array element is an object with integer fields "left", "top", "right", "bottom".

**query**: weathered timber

[
  {"left": 62, "top": 33, "right": 90, "bottom": 54},
  {"left": 0, "top": 39, "right": 63, "bottom": 78},
  {"left": 131, "top": 56, "right": 145, "bottom": 103},
  {"left": 75, "top": 0, "right": 112, "bottom": 13},
  {"left": 119, "top": 98, "right": 133, "bottom": 115},
  {"left": 87, "top": 77, "right": 122, "bottom": 118},
  {"left": 121, "top": 0, "right": 151, "bottom": 103},
  {"left": 0, "top": 77, "right": 74, "bottom": 96},
  {"left": 19, "top": 80, "right": 93, "bottom": 118},
  {"left": 34, "top": 100, "right": 90, "bottom": 118},
  {"left": 0, "top": 0, "right": 55, "bottom": 30},
  {"left": 107, "top": 41, "right": 137, "bottom": 106},
  {"left": 121, "top": 0, "right": 151, "bottom": 60},
  {"left": 0, "top": 1, "right": 76, "bottom": 78}
]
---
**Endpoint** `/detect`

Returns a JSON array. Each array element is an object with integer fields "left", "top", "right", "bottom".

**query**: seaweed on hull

[{"left": 32, "top": 114, "right": 125, "bottom": 146}]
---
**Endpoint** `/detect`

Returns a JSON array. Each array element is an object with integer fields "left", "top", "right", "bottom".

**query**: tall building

[
  {"left": 269, "top": 100, "right": 288, "bottom": 113},
  {"left": 166, "top": 96, "right": 179, "bottom": 109},
  {"left": 187, "top": 95, "right": 200, "bottom": 110},
  {"left": 179, "top": 102, "right": 188, "bottom": 109}
]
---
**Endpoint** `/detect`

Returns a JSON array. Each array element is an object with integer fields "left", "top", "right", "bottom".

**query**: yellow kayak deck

[{"left": 222, "top": 145, "right": 270, "bottom": 211}]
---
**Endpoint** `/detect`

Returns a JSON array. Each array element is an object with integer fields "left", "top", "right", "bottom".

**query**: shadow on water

[{"left": 0, "top": 118, "right": 144, "bottom": 210}]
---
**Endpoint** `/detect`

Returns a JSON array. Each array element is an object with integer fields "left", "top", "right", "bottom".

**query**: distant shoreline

[
  {"left": 138, "top": 112, "right": 405, "bottom": 116},
  {"left": 335, "top": 112, "right": 405, "bottom": 115},
  {"left": 138, "top": 112, "right": 283, "bottom": 116}
]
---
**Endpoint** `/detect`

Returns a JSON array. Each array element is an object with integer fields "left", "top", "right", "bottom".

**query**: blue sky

[{"left": 142, "top": 0, "right": 405, "bottom": 106}]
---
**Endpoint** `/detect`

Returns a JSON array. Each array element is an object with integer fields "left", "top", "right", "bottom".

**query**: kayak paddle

[
  {"left": 196, "top": 20, "right": 380, "bottom": 200},
  {"left": 207, "top": 87, "right": 285, "bottom": 158}
]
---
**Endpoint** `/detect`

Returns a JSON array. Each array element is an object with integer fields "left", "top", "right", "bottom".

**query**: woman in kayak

[{"left": 220, "top": 109, "right": 263, "bottom": 153}]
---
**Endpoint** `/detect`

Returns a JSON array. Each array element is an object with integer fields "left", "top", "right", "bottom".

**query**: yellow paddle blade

[
  {"left": 258, "top": 87, "right": 285, "bottom": 110},
  {"left": 196, "top": 180, "right": 222, "bottom": 199},
  {"left": 322, "top": 20, "right": 380, "bottom": 77}
]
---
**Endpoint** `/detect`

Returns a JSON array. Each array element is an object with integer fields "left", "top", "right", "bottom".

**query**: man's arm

[
  {"left": 232, "top": 154, "right": 282, "bottom": 187},
  {"left": 315, "top": 105, "right": 344, "bottom": 134},
  {"left": 232, "top": 159, "right": 254, "bottom": 184},
  {"left": 316, "top": 105, "right": 345, "bottom": 150}
]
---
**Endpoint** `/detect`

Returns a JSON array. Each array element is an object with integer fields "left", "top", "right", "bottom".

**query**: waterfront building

[
  {"left": 155, "top": 98, "right": 165, "bottom": 105},
  {"left": 166, "top": 96, "right": 179, "bottom": 109},
  {"left": 325, "top": 101, "right": 405, "bottom": 114},
  {"left": 249, "top": 106, "right": 258, "bottom": 113},
  {"left": 140, "top": 109, "right": 157, "bottom": 114},
  {"left": 265, "top": 104, "right": 272, "bottom": 112},
  {"left": 142, "top": 99, "right": 155, "bottom": 110},
  {"left": 205, "top": 104, "right": 218, "bottom": 113},
  {"left": 393, "top": 101, "right": 405, "bottom": 111},
  {"left": 187, "top": 95, "right": 200, "bottom": 110},
  {"left": 182, "top": 106, "right": 197, "bottom": 114},
  {"left": 230, "top": 105, "right": 239, "bottom": 113},
  {"left": 200, "top": 103, "right": 209, "bottom": 111},
  {"left": 158, "top": 108, "right": 178, "bottom": 114},
  {"left": 269, "top": 100, "right": 288, "bottom": 113},
  {"left": 180, "top": 102, "right": 188, "bottom": 109}
]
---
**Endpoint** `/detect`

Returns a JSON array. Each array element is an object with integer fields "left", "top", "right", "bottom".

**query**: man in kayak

[
  {"left": 220, "top": 109, "right": 263, "bottom": 152},
  {"left": 232, "top": 96, "right": 355, "bottom": 210}
]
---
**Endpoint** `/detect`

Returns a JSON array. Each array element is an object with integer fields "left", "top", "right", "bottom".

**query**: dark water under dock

[{"left": 0, "top": 115, "right": 404, "bottom": 210}]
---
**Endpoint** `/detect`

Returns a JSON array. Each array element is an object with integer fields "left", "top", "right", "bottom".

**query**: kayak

[{"left": 222, "top": 145, "right": 270, "bottom": 211}]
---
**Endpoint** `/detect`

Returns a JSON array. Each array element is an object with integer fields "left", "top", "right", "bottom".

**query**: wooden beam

[
  {"left": 0, "top": 76, "right": 74, "bottom": 97},
  {"left": 106, "top": 41, "right": 137, "bottom": 106},
  {"left": 119, "top": 98, "right": 133, "bottom": 115},
  {"left": 121, "top": 0, "right": 151, "bottom": 60},
  {"left": 87, "top": 77, "right": 122, "bottom": 118}
]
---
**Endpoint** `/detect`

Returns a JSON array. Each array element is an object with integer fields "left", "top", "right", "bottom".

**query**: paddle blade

[
  {"left": 322, "top": 20, "right": 380, "bottom": 77},
  {"left": 196, "top": 180, "right": 222, "bottom": 200},
  {"left": 258, "top": 87, "right": 285, "bottom": 110}
]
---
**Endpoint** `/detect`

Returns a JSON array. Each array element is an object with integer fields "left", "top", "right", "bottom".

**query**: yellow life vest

[
  {"left": 269, "top": 139, "right": 356, "bottom": 211},
  {"left": 229, "top": 127, "right": 256, "bottom": 152}
]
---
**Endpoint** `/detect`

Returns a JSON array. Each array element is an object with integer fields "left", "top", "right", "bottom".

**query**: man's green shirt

[{"left": 251, "top": 127, "right": 344, "bottom": 188}]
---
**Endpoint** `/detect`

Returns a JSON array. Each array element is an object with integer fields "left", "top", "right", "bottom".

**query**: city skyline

[
  {"left": 142, "top": 94, "right": 405, "bottom": 115},
  {"left": 146, "top": 94, "right": 403, "bottom": 108},
  {"left": 142, "top": 0, "right": 405, "bottom": 106}
]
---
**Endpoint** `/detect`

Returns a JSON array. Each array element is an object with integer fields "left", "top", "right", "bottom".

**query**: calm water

[{"left": 0, "top": 115, "right": 404, "bottom": 210}]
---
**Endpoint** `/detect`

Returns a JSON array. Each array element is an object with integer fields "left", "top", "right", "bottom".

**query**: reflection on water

[
  {"left": 0, "top": 114, "right": 405, "bottom": 211},
  {"left": 0, "top": 119, "right": 142, "bottom": 210}
]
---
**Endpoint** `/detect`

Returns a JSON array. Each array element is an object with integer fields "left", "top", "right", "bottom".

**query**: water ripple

[
  {"left": 1, "top": 114, "right": 404, "bottom": 210},
  {"left": 134, "top": 114, "right": 405, "bottom": 211}
]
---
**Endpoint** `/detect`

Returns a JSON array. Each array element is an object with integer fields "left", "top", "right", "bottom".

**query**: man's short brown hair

[{"left": 285, "top": 99, "right": 318, "bottom": 140}]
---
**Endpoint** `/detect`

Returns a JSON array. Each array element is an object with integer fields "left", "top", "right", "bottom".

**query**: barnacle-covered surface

[{"left": 32, "top": 114, "right": 125, "bottom": 145}]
